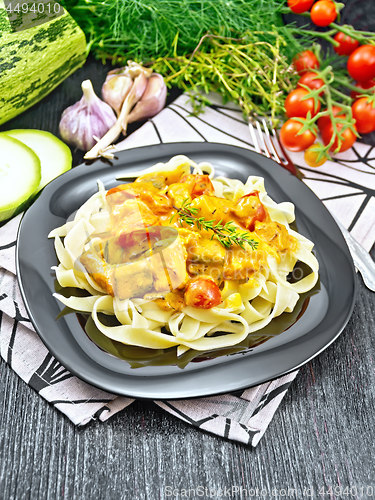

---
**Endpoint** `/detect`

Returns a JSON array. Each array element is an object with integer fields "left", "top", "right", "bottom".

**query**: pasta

[{"left": 49, "top": 155, "right": 319, "bottom": 356}]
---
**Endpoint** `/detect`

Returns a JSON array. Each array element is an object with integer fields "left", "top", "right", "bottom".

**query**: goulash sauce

[{"left": 80, "top": 170, "right": 298, "bottom": 311}]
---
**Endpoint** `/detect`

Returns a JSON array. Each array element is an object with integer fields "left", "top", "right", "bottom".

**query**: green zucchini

[
  {"left": 0, "top": 134, "right": 41, "bottom": 222},
  {"left": 0, "top": 3, "right": 87, "bottom": 126},
  {"left": 4, "top": 129, "right": 72, "bottom": 190}
]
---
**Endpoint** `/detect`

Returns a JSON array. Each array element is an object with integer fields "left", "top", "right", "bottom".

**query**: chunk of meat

[
  {"left": 80, "top": 249, "right": 114, "bottom": 296},
  {"left": 167, "top": 182, "right": 191, "bottom": 209},
  {"left": 146, "top": 291, "right": 185, "bottom": 312},
  {"left": 187, "top": 263, "right": 223, "bottom": 281},
  {"left": 103, "top": 238, "right": 125, "bottom": 264},
  {"left": 137, "top": 191, "right": 172, "bottom": 215},
  {"left": 111, "top": 199, "right": 160, "bottom": 246},
  {"left": 107, "top": 182, "right": 172, "bottom": 216},
  {"left": 186, "top": 236, "right": 225, "bottom": 280},
  {"left": 188, "top": 195, "right": 237, "bottom": 235},
  {"left": 254, "top": 221, "right": 294, "bottom": 251},
  {"left": 113, "top": 260, "right": 153, "bottom": 300},
  {"left": 186, "top": 236, "right": 226, "bottom": 264},
  {"left": 223, "top": 247, "right": 265, "bottom": 280},
  {"left": 149, "top": 238, "right": 189, "bottom": 292},
  {"left": 106, "top": 182, "right": 160, "bottom": 207}
]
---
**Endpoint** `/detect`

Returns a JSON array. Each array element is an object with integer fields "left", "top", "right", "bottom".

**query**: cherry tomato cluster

[{"left": 282, "top": 0, "right": 375, "bottom": 167}]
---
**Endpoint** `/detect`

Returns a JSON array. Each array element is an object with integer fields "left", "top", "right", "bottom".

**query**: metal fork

[
  {"left": 248, "top": 117, "right": 303, "bottom": 179},
  {"left": 249, "top": 116, "right": 375, "bottom": 292}
]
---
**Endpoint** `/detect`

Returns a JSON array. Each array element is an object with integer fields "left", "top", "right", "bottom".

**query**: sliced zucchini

[
  {"left": 4, "top": 129, "right": 72, "bottom": 190},
  {"left": 0, "top": 134, "right": 41, "bottom": 222}
]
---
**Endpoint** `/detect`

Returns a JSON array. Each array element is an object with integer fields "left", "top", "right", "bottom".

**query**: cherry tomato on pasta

[
  {"left": 285, "top": 88, "right": 321, "bottom": 118},
  {"left": 234, "top": 191, "right": 267, "bottom": 231},
  {"left": 347, "top": 45, "right": 375, "bottom": 82},
  {"left": 298, "top": 72, "right": 325, "bottom": 95},
  {"left": 333, "top": 32, "right": 360, "bottom": 56},
  {"left": 293, "top": 51, "right": 320, "bottom": 75},
  {"left": 351, "top": 97, "right": 375, "bottom": 134},
  {"left": 184, "top": 277, "right": 222, "bottom": 309},
  {"left": 280, "top": 119, "right": 316, "bottom": 152},
  {"left": 321, "top": 123, "right": 357, "bottom": 152},
  {"left": 287, "top": 0, "right": 314, "bottom": 14},
  {"left": 190, "top": 175, "right": 214, "bottom": 198}
]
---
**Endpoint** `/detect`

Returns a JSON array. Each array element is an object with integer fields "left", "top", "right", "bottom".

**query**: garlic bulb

[
  {"left": 102, "top": 69, "right": 133, "bottom": 116},
  {"left": 127, "top": 73, "right": 167, "bottom": 125},
  {"left": 84, "top": 62, "right": 167, "bottom": 160},
  {"left": 59, "top": 80, "right": 116, "bottom": 151},
  {"left": 84, "top": 72, "right": 148, "bottom": 160}
]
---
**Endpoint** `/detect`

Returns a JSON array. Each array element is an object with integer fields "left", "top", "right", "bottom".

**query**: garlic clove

[
  {"left": 102, "top": 71, "right": 133, "bottom": 116},
  {"left": 120, "top": 71, "right": 149, "bottom": 132},
  {"left": 127, "top": 73, "right": 167, "bottom": 124},
  {"left": 59, "top": 80, "right": 116, "bottom": 151}
]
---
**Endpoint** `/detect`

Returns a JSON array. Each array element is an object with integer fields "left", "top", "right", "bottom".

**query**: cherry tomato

[
  {"left": 333, "top": 32, "right": 360, "bottom": 56},
  {"left": 350, "top": 79, "right": 375, "bottom": 99},
  {"left": 310, "top": 0, "right": 337, "bottom": 27},
  {"left": 317, "top": 105, "right": 346, "bottom": 131},
  {"left": 298, "top": 72, "right": 325, "bottom": 95},
  {"left": 347, "top": 45, "right": 375, "bottom": 82},
  {"left": 351, "top": 97, "right": 375, "bottom": 134},
  {"left": 280, "top": 119, "right": 317, "bottom": 152},
  {"left": 287, "top": 0, "right": 314, "bottom": 14},
  {"left": 293, "top": 50, "right": 320, "bottom": 75},
  {"left": 321, "top": 122, "right": 357, "bottom": 152},
  {"left": 285, "top": 88, "right": 321, "bottom": 118},
  {"left": 235, "top": 192, "right": 267, "bottom": 231},
  {"left": 304, "top": 143, "right": 328, "bottom": 167},
  {"left": 190, "top": 175, "right": 214, "bottom": 198},
  {"left": 184, "top": 277, "right": 222, "bottom": 309}
]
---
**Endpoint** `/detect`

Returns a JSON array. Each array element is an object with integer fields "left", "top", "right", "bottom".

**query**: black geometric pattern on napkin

[{"left": 29, "top": 353, "right": 74, "bottom": 392}]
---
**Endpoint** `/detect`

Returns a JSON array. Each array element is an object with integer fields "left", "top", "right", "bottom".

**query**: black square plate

[{"left": 16, "top": 143, "right": 357, "bottom": 399}]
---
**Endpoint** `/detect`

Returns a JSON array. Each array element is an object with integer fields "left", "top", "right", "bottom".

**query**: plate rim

[{"left": 16, "top": 141, "right": 358, "bottom": 399}]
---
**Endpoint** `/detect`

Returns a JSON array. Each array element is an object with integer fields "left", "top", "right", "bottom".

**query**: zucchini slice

[
  {"left": 0, "top": 134, "right": 41, "bottom": 222},
  {"left": 5, "top": 129, "right": 72, "bottom": 190}
]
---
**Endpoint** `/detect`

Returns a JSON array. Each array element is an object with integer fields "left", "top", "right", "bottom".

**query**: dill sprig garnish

[{"left": 171, "top": 199, "right": 259, "bottom": 250}]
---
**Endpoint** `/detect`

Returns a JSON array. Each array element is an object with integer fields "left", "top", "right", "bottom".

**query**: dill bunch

[{"left": 68, "top": 0, "right": 309, "bottom": 64}]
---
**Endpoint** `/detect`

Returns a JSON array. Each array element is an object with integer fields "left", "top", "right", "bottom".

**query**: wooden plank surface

[
  {"left": 1, "top": 279, "right": 375, "bottom": 500},
  {"left": 1, "top": 2, "right": 375, "bottom": 498}
]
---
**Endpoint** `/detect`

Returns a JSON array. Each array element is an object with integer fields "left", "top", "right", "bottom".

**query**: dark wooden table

[{"left": 2, "top": 3, "right": 375, "bottom": 498}]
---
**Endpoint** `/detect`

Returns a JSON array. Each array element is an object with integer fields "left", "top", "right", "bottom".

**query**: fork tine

[
  {"left": 248, "top": 122, "right": 262, "bottom": 154},
  {"left": 271, "top": 127, "right": 288, "bottom": 164},
  {"left": 249, "top": 115, "right": 303, "bottom": 180},
  {"left": 255, "top": 120, "right": 271, "bottom": 158},
  {"left": 261, "top": 119, "right": 283, "bottom": 164}
]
